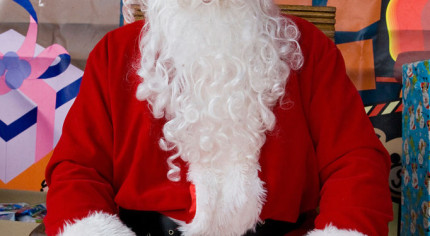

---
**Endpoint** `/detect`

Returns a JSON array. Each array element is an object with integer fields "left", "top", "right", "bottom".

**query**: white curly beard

[{"left": 135, "top": 0, "right": 303, "bottom": 235}]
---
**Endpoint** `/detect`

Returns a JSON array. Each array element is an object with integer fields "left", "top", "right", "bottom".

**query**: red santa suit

[{"left": 44, "top": 16, "right": 393, "bottom": 236}]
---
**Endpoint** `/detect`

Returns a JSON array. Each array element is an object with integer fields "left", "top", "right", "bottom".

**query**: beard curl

[{"left": 135, "top": 0, "right": 303, "bottom": 182}]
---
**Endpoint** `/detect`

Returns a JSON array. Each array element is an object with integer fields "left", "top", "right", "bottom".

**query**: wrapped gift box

[
  {"left": 402, "top": 59, "right": 430, "bottom": 235},
  {"left": 0, "top": 29, "right": 83, "bottom": 184}
]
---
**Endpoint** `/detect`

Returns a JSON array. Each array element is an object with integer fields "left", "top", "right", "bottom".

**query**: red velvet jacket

[{"left": 44, "top": 16, "right": 393, "bottom": 235}]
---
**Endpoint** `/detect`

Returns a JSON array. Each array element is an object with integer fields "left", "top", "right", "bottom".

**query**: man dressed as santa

[{"left": 44, "top": 0, "right": 393, "bottom": 235}]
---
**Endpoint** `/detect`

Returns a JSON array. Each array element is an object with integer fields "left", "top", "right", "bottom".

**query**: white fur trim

[
  {"left": 59, "top": 211, "right": 135, "bottom": 236},
  {"left": 179, "top": 162, "right": 266, "bottom": 236},
  {"left": 306, "top": 224, "right": 367, "bottom": 236}
]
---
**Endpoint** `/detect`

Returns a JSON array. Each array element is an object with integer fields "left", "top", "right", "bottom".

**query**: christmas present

[
  {"left": 0, "top": 15, "right": 83, "bottom": 184},
  {"left": 402, "top": 59, "right": 430, "bottom": 235},
  {"left": 0, "top": 0, "right": 120, "bottom": 70}
]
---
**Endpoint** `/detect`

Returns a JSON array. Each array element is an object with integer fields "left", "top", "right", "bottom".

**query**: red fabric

[
  {"left": 44, "top": 16, "right": 393, "bottom": 236},
  {"left": 189, "top": 184, "right": 196, "bottom": 221}
]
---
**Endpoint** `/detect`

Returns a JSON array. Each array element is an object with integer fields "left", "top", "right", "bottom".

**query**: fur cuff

[
  {"left": 59, "top": 211, "right": 135, "bottom": 236},
  {"left": 306, "top": 224, "right": 367, "bottom": 236}
]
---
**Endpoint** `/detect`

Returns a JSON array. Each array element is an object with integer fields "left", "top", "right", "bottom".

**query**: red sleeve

[
  {"left": 294, "top": 17, "right": 393, "bottom": 235},
  {"left": 44, "top": 33, "right": 117, "bottom": 236}
]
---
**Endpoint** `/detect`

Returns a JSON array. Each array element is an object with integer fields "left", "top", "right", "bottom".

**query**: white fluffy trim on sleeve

[
  {"left": 306, "top": 224, "right": 367, "bottom": 236},
  {"left": 59, "top": 211, "right": 136, "bottom": 236}
]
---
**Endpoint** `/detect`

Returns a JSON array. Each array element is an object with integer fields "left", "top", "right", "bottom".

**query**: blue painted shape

[
  {"left": 312, "top": 0, "right": 327, "bottom": 6},
  {"left": 5, "top": 66, "right": 30, "bottom": 89},
  {"left": 0, "top": 107, "right": 37, "bottom": 142},
  {"left": 119, "top": 0, "right": 124, "bottom": 27},
  {"left": 56, "top": 77, "right": 82, "bottom": 109},
  {"left": 0, "top": 59, "right": 5, "bottom": 76},
  {"left": 38, "top": 54, "right": 71, "bottom": 79},
  {"left": 3, "top": 51, "right": 31, "bottom": 89},
  {"left": 335, "top": 21, "right": 379, "bottom": 44},
  {"left": 13, "top": 0, "right": 38, "bottom": 23},
  {"left": 359, "top": 82, "right": 403, "bottom": 106},
  {"left": 2, "top": 51, "right": 20, "bottom": 68}
]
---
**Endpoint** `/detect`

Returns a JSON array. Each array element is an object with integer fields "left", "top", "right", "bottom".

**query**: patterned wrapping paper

[{"left": 402, "top": 59, "right": 430, "bottom": 235}]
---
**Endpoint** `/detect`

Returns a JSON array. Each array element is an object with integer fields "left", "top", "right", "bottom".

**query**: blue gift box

[{"left": 402, "top": 59, "right": 430, "bottom": 235}]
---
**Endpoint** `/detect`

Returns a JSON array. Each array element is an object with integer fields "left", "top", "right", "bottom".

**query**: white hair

[{"left": 132, "top": 0, "right": 303, "bottom": 182}]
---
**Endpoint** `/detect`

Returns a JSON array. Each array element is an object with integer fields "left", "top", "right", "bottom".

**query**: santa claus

[{"left": 44, "top": 0, "right": 393, "bottom": 235}]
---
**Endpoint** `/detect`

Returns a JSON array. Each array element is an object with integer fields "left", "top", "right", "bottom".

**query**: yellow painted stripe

[
  {"left": 365, "top": 106, "right": 373, "bottom": 114},
  {"left": 382, "top": 101, "right": 400, "bottom": 115}
]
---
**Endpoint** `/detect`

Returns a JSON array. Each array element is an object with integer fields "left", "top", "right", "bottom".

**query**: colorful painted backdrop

[
  {"left": 1, "top": 0, "right": 429, "bottom": 235},
  {"left": 273, "top": 1, "right": 428, "bottom": 235}
]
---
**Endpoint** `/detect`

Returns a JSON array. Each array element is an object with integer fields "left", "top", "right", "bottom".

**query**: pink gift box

[{"left": 0, "top": 26, "right": 83, "bottom": 183}]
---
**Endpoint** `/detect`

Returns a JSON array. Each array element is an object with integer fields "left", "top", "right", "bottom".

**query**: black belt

[{"left": 119, "top": 208, "right": 306, "bottom": 236}]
